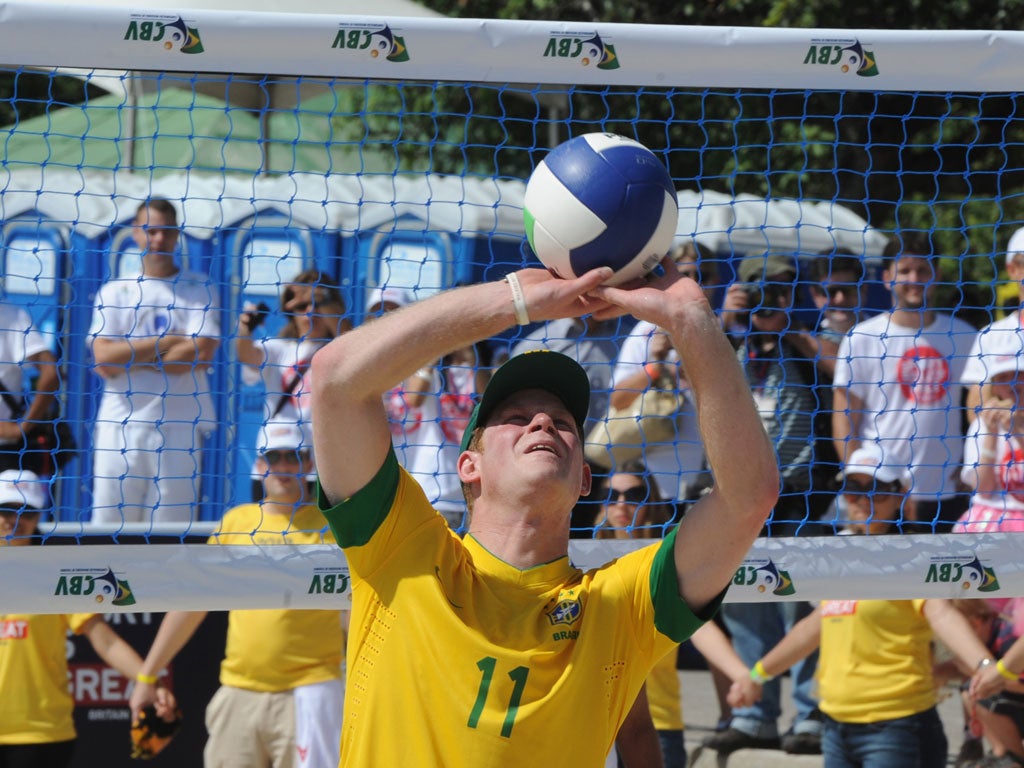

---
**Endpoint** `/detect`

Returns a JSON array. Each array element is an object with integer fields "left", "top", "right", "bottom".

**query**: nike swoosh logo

[{"left": 435, "top": 566, "right": 462, "bottom": 609}]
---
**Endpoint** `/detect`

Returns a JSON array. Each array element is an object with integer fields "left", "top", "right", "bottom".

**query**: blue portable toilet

[
  {"left": 0, "top": 169, "right": 123, "bottom": 521},
  {"left": 326, "top": 174, "right": 526, "bottom": 323},
  {"left": 217, "top": 188, "right": 341, "bottom": 510}
]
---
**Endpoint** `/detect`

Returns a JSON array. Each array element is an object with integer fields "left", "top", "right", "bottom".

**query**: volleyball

[{"left": 523, "top": 133, "right": 679, "bottom": 286}]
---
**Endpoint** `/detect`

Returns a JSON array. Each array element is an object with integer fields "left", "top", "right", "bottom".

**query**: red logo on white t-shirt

[
  {"left": 296, "top": 745, "right": 309, "bottom": 763},
  {"left": 821, "top": 600, "right": 858, "bottom": 617},
  {"left": 439, "top": 392, "right": 474, "bottom": 443},
  {"left": 384, "top": 387, "right": 422, "bottom": 436},
  {"left": 896, "top": 346, "right": 949, "bottom": 405}
]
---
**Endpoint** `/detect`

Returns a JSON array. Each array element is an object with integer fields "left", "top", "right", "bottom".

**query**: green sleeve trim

[
  {"left": 317, "top": 447, "right": 400, "bottom": 548},
  {"left": 649, "top": 525, "right": 728, "bottom": 642}
]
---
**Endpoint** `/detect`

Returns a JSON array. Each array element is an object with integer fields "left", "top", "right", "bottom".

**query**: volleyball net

[{"left": 1, "top": 3, "right": 1023, "bottom": 610}]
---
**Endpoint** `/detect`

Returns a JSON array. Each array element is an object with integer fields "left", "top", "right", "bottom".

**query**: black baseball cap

[{"left": 459, "top": 350, "right": 590, "bottom": 453}]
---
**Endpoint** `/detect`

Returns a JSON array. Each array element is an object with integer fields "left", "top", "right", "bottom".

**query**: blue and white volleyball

[{"left": 523, "top": 133, "right": 678, "bottom": 286}]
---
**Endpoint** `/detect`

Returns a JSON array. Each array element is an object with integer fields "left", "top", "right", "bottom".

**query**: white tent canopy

[
  {"left": 0, "top": 169, "right": 528, "bottom": 241},
  {"left": 0, "top": 169, "right": 886, "bottom": 260},
  {"left": 677, "top": 189, "right": 889, "bottom": 260}
]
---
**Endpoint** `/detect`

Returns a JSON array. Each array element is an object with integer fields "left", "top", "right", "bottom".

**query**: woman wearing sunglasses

[
  {"left": 237, "top": 270, "right": 350, "bottom": 498},
  {"left": 595, "top": 460, "right": 753, "bottom": 768},
  {"left": 237, "top": 269, "right": 351, "bottom": 430}
]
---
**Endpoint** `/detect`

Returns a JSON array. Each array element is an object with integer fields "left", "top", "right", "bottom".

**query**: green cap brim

[{"left": 459, "top": 350, "right": 590, "bottom": 453}]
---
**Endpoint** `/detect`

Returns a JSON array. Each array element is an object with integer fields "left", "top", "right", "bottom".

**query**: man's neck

[
  {"left": 467, "top": 508, "right": 570, "bottom": 570},
  {"left": 142, "top": 255, "right": 179, "bottom": 279},
  {"left": 260, "top": 496, "right": 307, "bottom": 517},
  {"left": 890, "top": 307, "right": 935, "bottom": 329}
]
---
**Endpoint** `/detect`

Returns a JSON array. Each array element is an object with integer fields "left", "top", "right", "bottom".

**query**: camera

[
  {"left": 242, "top": 302, "right": 271, "bottom": 332},
  {"left": 740, "top": 282, "right": 792, "bottom": 319}
]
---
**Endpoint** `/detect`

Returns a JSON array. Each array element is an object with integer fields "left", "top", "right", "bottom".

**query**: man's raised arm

[
  {"left": 310, "top": 268, "right": 614, "bottom": 506},
  {"left": 592, "top": 263, "right": 778, "bottom": 613}
]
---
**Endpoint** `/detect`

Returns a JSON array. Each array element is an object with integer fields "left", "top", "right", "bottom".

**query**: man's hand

[
  {"left": 514, "top": 266, "right": 617, "bottom": 323},
  {"left": 585, "top": 256, "right": 709, "bottom": 328},
  {"left": 0, "top": 420, "right": 23, "bottom": 443},
  {"left": 971, "top": 661, "right": 1006, "bottom": 701},
  {"left": 728, "top": 677, "right": 762, "bottom": 708}
]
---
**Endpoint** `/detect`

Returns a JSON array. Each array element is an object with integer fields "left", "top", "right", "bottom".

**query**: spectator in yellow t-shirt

[
  {"left": 0, "top": 469, "right": 177, "bottom": 767},
  {"left": 130, "top": 419, "right": 347, "bottom": 768},
  {"left": 732, "top": 446, "right": 994, "bottom": 768}
]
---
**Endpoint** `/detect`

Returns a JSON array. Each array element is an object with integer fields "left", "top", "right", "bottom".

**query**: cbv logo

[
  {"left": 308, "top": 569, "right": 350, "bottom": 595},
  {"left": 543, "top": 32, "right": 619, "bottom": 70},
  {"left": 54, "top": 568, "right": 136, "bottom": 606},
  {"left": 331, "top": 24, "right": 409, "bottom": 62},
  {"left": 732, "top": 559, "right": 796, "bottom": 597},
  {"left": 926, "top": 556, "right": 1000, "bottom": 593},
  {"left": 803, "top": 39, "right": 878, "bottom": 77},
  {"left": 124, "top": 16, "right": 204, "bottom": 54}
]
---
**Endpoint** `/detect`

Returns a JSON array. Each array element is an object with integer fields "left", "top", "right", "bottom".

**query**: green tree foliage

[
  {"left": 0, "top": 70, "right": 100, "bottom": 131},
  {"left": 7, "top": 1, "right": 1024, "bottom": 315}
]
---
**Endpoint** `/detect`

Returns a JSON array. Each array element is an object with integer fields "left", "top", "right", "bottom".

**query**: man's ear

[
  {"left": 579, "top": 460, "right": 592, "bottom": 499},
  {"left": 457, "top": 450, "right": 481, "bottom": 485}
]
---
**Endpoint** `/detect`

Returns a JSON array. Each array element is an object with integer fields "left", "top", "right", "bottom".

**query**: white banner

[
  {"left": 0, "top": 3, "right": 1022, "bottom": 92},
  {"left": 5, "top": 533, "right": 1024, "bottom": 614}
]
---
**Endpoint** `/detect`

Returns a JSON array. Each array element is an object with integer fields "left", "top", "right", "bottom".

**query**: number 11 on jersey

[{"left": 467, "top": 656, "right": 530, "bottom": 738}]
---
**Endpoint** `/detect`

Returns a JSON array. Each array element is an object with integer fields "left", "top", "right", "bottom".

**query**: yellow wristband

[
  {"left": 750, "top": 660, "right": 774, "bottom": 684},
  {"left": 136, "top": 673, "right": 159, "bottom": 685},
  {"left": 997, "top": 659, "right": 1019, "bottom": 682}
]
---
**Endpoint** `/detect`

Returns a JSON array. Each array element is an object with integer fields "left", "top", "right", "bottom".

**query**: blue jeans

[
  {"left": 720, "top": 601, "right": 820, "bottom": 738},
  {"left": 822, "top": 708, "right": 947, "bottom": 768},
  {"left": 659, "top": 729, "right": 687, "bottom": 768}
]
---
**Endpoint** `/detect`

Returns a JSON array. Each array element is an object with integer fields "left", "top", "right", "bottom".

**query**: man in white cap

[
  {"left": 130, "top": 418, "right": 346, "bottom": 768},
  {"left": 310, "top": 261, "right": 777, "bottom": 767},
  {"left": 365, "top": 286, "right": 412, "bottom": 316},
  {"left": 0, "top": 468, "right": 48, "bottom": 535},
  {"left": 963, "top": 228, "right": 1024, "bottom": 423}
]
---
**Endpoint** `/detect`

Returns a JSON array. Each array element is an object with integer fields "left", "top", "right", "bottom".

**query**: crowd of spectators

[{"left": 5, "top": 197, "right": 1024, "bottom": 766}]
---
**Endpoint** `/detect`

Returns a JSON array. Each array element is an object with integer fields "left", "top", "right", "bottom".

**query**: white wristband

[{"left": 505, "top": 273, "right": 531, "bottom": 326}]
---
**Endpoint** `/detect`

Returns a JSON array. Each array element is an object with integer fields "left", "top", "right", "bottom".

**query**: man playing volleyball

[{"left": 311, "top": 263, "right": 777, "bottom": 766}]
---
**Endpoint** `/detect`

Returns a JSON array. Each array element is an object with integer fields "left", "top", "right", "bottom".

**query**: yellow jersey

[
  {"left": 647, "top": 646, "right": 684, "bottom": 731},
  {"left": 321, "top": 449, "right": 714, "bottom": 768}
]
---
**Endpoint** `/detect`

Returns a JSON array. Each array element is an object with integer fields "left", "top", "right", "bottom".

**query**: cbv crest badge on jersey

[{"left": 546, "top": 595, "right": 582, "bottom": 627}]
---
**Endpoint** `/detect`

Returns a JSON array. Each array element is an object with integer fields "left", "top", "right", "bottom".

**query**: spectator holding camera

[
  {"left": 704, "top": 253, "right": 829, "bottom": 757},
  {"left": 237, "top": 269, "right": 350, "bottom": 428}
]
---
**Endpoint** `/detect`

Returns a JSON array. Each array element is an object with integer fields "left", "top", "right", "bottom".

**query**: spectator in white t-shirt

[
  {"left": 236, "top": 270, "right": 350, "bottom": 499},
  {"left": 237, "top": 270, "right": 350, "bottom": 429},
  {"left": 88, "top": 198, "right": 220, "bottom": 524},
  {"left": 955, "top": 351, "right": 1024, "bottom": 533},
  {"left": 832, "top": 233, "right": 976, "bottom": 531},
  {"left": 369, "top": 287, "right": 469, "bottom": 530}
]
